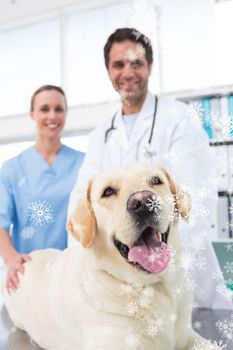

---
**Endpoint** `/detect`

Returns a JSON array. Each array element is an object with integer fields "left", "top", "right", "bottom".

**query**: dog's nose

[{"left": 127, "top": 190, "right": 157, "bottom": 214}]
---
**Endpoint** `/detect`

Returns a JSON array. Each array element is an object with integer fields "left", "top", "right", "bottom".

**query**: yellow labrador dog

[{"left": 4, "top": 164, "right": 218, "bottom": 350}]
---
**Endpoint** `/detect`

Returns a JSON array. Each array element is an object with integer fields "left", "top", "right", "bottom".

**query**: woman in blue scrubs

[{"left": 0, "top": 85, "right": 84, "bottom": 292}]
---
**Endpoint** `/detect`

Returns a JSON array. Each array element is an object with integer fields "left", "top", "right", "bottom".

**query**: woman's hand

[{"left": 6, "top": 253, "right": 32, "bottom": 293}]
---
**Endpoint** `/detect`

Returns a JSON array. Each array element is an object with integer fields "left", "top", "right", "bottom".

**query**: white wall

[
  {"left": 0, "top": 0, "right": 121, "bottom": 25},
  {"left": 0, "top": 0, "right": 221, "bottom": 143},
  {"left": 159, "top": 0, "right": 216, "bottom": 92},
  {"left": 0, "top": 99, "right": 120, "bottom": 144}
]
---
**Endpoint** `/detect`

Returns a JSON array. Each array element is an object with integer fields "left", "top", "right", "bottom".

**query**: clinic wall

[
  {"left": 159, "top": 0, "right": 216, "bottom": 92},
  {"left": 0, "top": 0, "right": 217, "bottom": 143},
  {"left": 0, "top": 0, "right": 123, "bottom": 25},
  {"left": 0, "top": 100, "right": 120, "bottom": 144}
]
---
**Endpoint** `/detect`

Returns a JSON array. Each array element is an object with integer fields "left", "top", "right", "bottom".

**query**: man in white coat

[{"left": 69, "top": 28, "right": 232, "bottom": 309}]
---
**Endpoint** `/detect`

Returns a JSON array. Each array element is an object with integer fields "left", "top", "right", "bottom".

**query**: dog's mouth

[{"left": 113, "top": 226, "right": 170, "bottom": 274}]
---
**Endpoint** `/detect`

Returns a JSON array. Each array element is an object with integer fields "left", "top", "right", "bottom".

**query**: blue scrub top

[{"left": 0, "top": 145, "right": 84, "bottom": 253}]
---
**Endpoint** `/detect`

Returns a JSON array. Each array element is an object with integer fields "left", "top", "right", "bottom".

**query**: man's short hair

[{"left": 104, "top": 27, "right": 153, "bottom": 69}]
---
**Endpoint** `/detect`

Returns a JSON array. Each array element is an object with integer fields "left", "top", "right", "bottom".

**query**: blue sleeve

[{"left": 0, "top": 161, "right": 15, "bottom": 232}]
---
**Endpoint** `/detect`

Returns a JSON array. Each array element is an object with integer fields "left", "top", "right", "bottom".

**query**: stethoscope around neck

[{"left": 104, "top": 95, "right": 158, "bottom": 159}]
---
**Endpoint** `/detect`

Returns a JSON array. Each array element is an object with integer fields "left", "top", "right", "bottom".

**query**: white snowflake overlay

[
  {"left": 216, "top": 314, "right": 233, "bottom": 340},
  {"left": 146, "top": 195, "right": 161, "bottom": 213},
  {"left": 27, "top": 200, "right": 55, "bottom": 226},
  {"left": 224, "top": 262, "right": 233, "bottom": 274},
  {"left": 20, "top": 200, "right": 55, "bottom": 241},
  {"left": 189, "top": 339, "right": 227, "bottom": 350},
  {"left": 20, "top": 226, "right": 36, "bottom": 240},
  {"left": 188, "top": 98, "right": 232, "bottom": 139},
  {"left": 112, "top": 171, "right": 232, "bottom": 348}
]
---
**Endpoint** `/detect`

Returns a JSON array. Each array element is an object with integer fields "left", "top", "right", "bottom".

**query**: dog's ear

[
  {"left": 67, "top": 181, "right": 96, "bottom": 248},
  {"left": 162, "top": 167, "right": 191, "bottom": 222}
]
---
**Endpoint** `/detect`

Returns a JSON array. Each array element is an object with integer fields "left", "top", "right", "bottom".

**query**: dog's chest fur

[{"left": 73, "top": 267, "right": 180, "bottom": 349}]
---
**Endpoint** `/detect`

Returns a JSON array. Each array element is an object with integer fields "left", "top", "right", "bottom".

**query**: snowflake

[
  {"left": 195, "top": 205, "right": 210, "bottom": 217},
  {"left": 189, "top": 339, "right": 223, "bottom": 350},
  {"left": 212, "top": 270, "right": 224, "bottom": 281},
  {"left": 216, "top": 315, "right": 233, "bottom": 339},
  {"left": 145, "top": 195, "right": 161, "bottom": 213},
  {"left": 132, "top": 282, "right": 144, "bottom": 294},
  {"left": 164, "top": 194, "right": 174, "bottom": 206},
  {"left": 20, "top": 226, "right": 36, "bottom": 240},
  {"left": 178, "top": 248, "right": 207, "bottom": 273},
  {"left": 193, "top": 321, "right": 202, "bottom": 330},
  {"left": 188, "top": 104, "right": 203, "bottom": 129},
  {"left": 126, "top": 302, "right": 138, "bottom": 315},
  {"left": 126, "top": 45, "right": 146, "bottom": 63},
  {"left": 216, "top": 281, "right": 228, "bottom": 297},
  {"left": 194, "top": 255, "right": 207, "bottom": 271},
  {"left": 27, "top": 200, "right": 54, "bottom": 226},
  {"left": 147, "top": 323, "right": 158, "bottom": 337},
  {"left": 180, "top": 233, "right": 207, "bottom": 273},
  {"left": 177, "top": 184, "right": 210, "bottom": 221},
  {"left": 131, "top": 29, "right": 152, "bottom": 47},
  {"left": 224, "top": 262, "right": 233, "bottom": 274},
  {"left": 184, "top": 276, "right": 196, "bottom": 291},
  {"left": 148, "top": 253, "right": 159, "bottom": 263},
  {"left": 173, "top": 190, "right": 191, "bottom": 219},
  {"left": 168, "top": 212, "right": 177, "bottom": 222},
  {"left": 211, "top": 112, "right": 230, "bottom": 139},
  {"left": 197, "top": 188, "right": 208, "bottom": 200},
  {"left": 188, "top": 339, "right": 205, "bottom": 350},
  {"left": 126, "top": 334, "right": 140, "bottom": 350},
  {"left": 213, "top": 340, "right": 227, "bottom": 350},
  {"left": 224, "top": 242, "right": 233, "bottom": 252},
  {"left": 179, "top": 251, "right": 195, "bottom": 272},
  {"left": 118, "top": 89, "right": 135, "bottom": 101},
  {"left": 191, "top": 101, "right": 204, "bottom": 118}
]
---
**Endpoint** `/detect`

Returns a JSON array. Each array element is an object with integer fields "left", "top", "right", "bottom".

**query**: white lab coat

[{"left": 69, "top": 92, "right": 232, "bottom": 310}]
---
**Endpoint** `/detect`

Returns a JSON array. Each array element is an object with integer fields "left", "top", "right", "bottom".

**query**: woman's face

[{"left": 30, "top": 90, "right": 67, "bottom": 139}]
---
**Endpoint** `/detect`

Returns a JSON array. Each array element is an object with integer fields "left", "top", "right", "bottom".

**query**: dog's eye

[
  {"left": 102, "top": 187, "right": 116, "bottom": 198},
  {"left": 149, "top": 176, "right": 162, "bottom": 186}
]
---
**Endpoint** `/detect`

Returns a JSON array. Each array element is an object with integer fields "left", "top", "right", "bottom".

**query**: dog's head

[{"left": 67, "top": 164, "right": 190, "bottom": 279}]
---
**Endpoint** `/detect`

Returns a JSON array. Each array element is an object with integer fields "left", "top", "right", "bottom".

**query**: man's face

[{"left": 107, "top": 40, "right": 152, "bottom": 106}]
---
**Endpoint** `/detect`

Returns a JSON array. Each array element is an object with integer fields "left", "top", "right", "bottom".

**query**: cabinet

[
  {"left": 169, "top": 88, "right": 233, "bottom": 292},
  {"left": 167, "top": 86, "right": 233, "bottom": 239}
]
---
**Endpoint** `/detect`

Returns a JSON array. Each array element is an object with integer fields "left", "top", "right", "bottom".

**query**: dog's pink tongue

[{"left": 128, "top": 235, "right": 170, "bottom": 273}]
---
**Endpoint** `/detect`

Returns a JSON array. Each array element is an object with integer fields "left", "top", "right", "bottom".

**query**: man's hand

[{"left": 6, "top": 253, "right": 32, "bottom": 293}]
